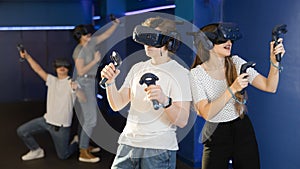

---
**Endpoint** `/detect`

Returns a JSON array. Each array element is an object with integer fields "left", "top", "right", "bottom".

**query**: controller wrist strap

[
  {"left": 227, "top": 87, "right": 246, "bottom": 105},
  {"left": 270, "top": 60, "right": 283, "bottom": 72}
]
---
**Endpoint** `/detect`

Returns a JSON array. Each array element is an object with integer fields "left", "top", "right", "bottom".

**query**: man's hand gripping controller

[
  {"left": 139, "top": 73, "right": 160, "bottom": 110},
  {"left": 17, "top": 44, "right": 26, "bottom": 62},
  {"left": 100, "top": 51, "right": 122, "bottom": 89}
]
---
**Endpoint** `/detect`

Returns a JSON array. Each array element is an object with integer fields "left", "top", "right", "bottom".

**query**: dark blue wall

[
  {"left": 0, "top": 0, "right": 95, "bottom": 102},
  {"left": 223, "top": 0, "right": 300, "bottom": 168},
  {"left": 0, "top": 30, "right": 76, "bottom": 102},
  {"left": 0, "top": 1, "right": 93, "bottom": 26},
  {"left": 0, "top": 0, "right": 175, "bottom": 102},
  {"left": 175, "top": 0, "right": 224, "bottom": 168}
]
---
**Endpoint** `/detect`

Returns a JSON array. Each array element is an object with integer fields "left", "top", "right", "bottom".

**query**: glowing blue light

[
  {"left": 125, "top": 4, "right": 176, "bottom": 16},
  {"left": 93, "top": 16, "right": 101, "bottom": 20},
  {"left": 0, "top": 26, "right": 75, "bottom": 31},
  {"left": 97, "top": 94, "right": 103, "bottom": 99}
]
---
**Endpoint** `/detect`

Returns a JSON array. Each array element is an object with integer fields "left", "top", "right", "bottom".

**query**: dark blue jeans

[{"left": 17, "top": 117, "right": 78, "bottom": 159}]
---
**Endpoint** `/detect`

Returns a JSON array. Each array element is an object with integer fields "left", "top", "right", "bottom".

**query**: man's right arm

[{"left": 20, "top": 50, "right": 48, "bottom": 81}]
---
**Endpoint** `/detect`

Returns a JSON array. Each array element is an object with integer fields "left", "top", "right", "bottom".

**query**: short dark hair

[{"left": 72, "top": 24, "right": 95, "bottom": 42}]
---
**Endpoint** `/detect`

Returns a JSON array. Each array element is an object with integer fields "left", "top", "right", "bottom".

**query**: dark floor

[{"left": 0, "top": 101, "right": 194, "bottom": 169}]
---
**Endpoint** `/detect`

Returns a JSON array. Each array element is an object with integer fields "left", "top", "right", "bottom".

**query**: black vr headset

[
  {"left": 73, "top": 24, "right": 95, "bottom": 42},
  {"left": 202, "top": 22, "right": 242, "bottom": 45},
  {"left": 132, "top": 25, "right": 181, "bottom": 52},
  {"left": 53, "top": 58, "right": 72, "bottom": 70}
]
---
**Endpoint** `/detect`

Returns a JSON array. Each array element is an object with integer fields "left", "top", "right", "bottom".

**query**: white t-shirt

[
  {"left": 190, "top": 55, "right": 259, "bottom": 123},
  {"left": 118, "top": 59, "right": 192, "bottom": 150},
  {"left": 44, "top": 75, "right": 75, "bottom": 127}
]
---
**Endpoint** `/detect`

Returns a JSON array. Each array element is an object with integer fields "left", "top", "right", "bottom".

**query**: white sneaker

[
  {"left": 70, "top": 135, "right": 79, "bottom": 145},
  {"left": 21, "top": 148, "right": 45, "bottom": 161},
  {"left": 89, "top": 146, "right": 101, "bottom": 153},
  {"left": 79, "top": 156, "right": 100, "bottom": 163}
]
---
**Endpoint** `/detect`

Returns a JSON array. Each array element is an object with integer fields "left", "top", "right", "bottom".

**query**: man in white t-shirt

[
  {"left": 101, "top": 17, "right": 192, "bottom": 169},
  {"left": 17, "top": 50, "right": 80, "bottom": 161}
]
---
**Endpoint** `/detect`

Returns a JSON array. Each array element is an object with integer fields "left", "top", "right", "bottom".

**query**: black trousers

[{"left": 201, "top": 115, "right": 260, "bottom": 169}]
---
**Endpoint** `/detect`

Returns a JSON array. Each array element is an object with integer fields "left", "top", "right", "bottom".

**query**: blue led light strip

[
  {"left": 125, "top": 4, "right": 176, "bottom": 16},
  {"left": 0, "top": 26, "right": 75, "bottom": 31},
  {"left": 93, "top": 16, "right": 101, "bottom": 20}
]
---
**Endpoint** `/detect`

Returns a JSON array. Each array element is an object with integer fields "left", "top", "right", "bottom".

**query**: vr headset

[
  {"left": 203, "top": 22, "right": 242, "bottom": 44},
  {"left": 132, "top": 25, "right": 180, "bottom": 52},
  {"left": 73, "top": 24, "right": 95, "bottom": 41},
  {"left": 53, "top": 58, "right": 71, "bottom": 70}
]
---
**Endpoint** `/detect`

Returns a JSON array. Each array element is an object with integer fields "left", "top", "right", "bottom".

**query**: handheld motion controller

[
  {"left": 139, "top": 73, "right": 160, "bottom": 110},
  {"left": 239, "top": 61, "right": 256, "bottom": 95},
  {"left": 272, "top": 24, "right": 287, "bottom": 62},
  {"left": 17, "top": 44, "right": 26, "bottom": 62},
  {"left": 99, "top": 51, "right": 122, "bottom": 89},
  {"left": 109, "top": 14, "right": 116, "bottom": 21}
]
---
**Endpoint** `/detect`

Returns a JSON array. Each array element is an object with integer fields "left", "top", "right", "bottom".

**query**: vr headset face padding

[{"left": 133, "top": 25, "right": 181, "bottom": 52}]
